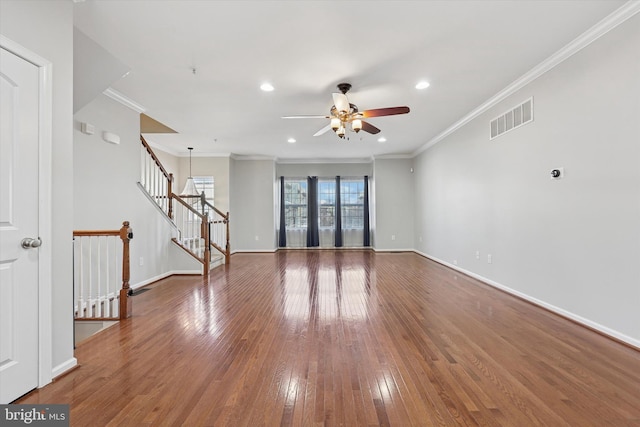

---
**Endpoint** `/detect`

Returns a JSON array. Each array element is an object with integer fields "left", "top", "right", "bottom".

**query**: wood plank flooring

[{"left": 18, "top": 251, "right": 640, "bottom": 426}]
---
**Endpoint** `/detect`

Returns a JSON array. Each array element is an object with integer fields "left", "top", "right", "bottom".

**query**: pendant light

[{"left": 180, "top": 147, "right": 199, "bottom": 196}]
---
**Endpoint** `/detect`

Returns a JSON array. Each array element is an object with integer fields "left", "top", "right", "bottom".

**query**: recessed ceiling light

[
  {"left": 287, "top": 138, "right": 296, "bottom": 143},
  {"left": 415, "top": 81, "right": 430, "bottom": 90},
  {"left": 378, "top": 137, "right": 387, "bottom": 143},
  {"left": 260, "top": 83, "right": 274, "bottom": 92}
]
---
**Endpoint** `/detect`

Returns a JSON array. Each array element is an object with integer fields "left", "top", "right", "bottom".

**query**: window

[
  {"left": 340, "top": 179, "right": 365, "bottom": 229},
  {"left": 318, "top": 179, "right": 335, "bottom": 229},
  {"left": 279, "top": 176, "right": 369, "bottom": 248},
  {"left": 284, "top": 179, "right": 307, "bottom": 228},
  {"left": 193, "top": 176, "right": 214, "bottom": 205}
]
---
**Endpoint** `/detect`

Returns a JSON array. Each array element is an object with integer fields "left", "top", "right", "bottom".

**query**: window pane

[
  {"left": 340, "top": 178, "right": 365, "bottom": 229},
  {"left": 193, "top": 176, "right": 214, "bottom": 203},
  {"left": 284, "top": 179, "right": 307, "bottom": 229},
  {"left": 318, "top": 179, "right": 335, "bottom": 229}
]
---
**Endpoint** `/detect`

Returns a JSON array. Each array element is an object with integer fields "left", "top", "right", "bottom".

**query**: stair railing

[
  {"left": 171, "top": 194, "right": 211, "bottom": 272},
  {"left": 140, "top": 135, "right": 173, "bottom": 219},
  {"left": 198, "top": 193, "right": 230, "bottom": 264},
  {"left": 73, "top": 221, "right": 133, "bottom": 320}
]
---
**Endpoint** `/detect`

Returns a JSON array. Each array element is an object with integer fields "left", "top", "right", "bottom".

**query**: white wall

[
  {"left": 373, "top": 158, "right": 415, "bottom": 250},
  {"left": 1, "top": 0, "right": 75, "bottom": 376},
  {"left": 413, "top": 14, "right": 640, "bottom": 346},
  {"left": 74, "top": 95, "right": 195, "bottom": 284},
  {"left": 230, "top": 159, "right": 277, "bottom": 251},
  {"left": 276, "top": 162, "right": 372, "bottom": 178},
  {"left": 153, "top": 147, "right": 180, "bottom": 179}
]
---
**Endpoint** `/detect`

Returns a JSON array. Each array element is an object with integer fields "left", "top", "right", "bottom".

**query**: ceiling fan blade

[
  {"left": 313, "top": 124, "right": 332, "bottom": 136},
  {"left": 332, "top": 93, "right": 350, "bottom": 113},
  {"left": 361, "top": 106, "right": 410, "bottom": 118},
  {"left": 361, "top": 121, "right": 381, "bottom": 134},
  {"left": 282, "top": 115, "right": 330, "bottom": 119}
]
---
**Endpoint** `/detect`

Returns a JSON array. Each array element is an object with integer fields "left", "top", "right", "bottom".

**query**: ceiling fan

[{"left": 283, "top": 83, "right": 410, "bottom": 139}]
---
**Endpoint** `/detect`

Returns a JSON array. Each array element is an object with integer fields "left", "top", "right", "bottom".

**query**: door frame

[{"left": 1, "top": 35, "right": 53, "bottom": 389}]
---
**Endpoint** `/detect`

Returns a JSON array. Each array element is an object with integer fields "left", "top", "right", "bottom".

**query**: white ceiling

[{"left": 73, "top": 0, "right": 626, "bottom": 160}]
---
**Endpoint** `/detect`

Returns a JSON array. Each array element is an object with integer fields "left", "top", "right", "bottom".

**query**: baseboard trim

[
  {"left": 131, "top": 270, "right": 202, "bottom": 290},
  {"left": 414, "top": 250, "right": 640, "bottom": 351},
  {"left": 232, "top": 249, "right": 277, "bottom": 253},
  {"left": 131, "top": 272, "right": 173, "bottom": 290},
  {"left": 51, "top": 357, "right": 78, "bottom": 380},
  {"left": 373, "top": 248, "right": 414, "bottom": 253}
]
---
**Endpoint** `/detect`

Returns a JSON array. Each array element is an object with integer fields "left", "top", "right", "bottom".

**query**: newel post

[
  {"left": 119, "top": 221, "right": 133, "bottom": 319},
  {"left": 225, "top": 212, "right": 230, "bottom": 265},
  {"left": 202, "top": 216, "right": 211, "bottom": 274}
]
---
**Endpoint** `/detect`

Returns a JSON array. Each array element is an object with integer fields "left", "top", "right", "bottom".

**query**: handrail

[
  {"left": 199, "top": 194, "right": 231, "bottom": 264},
  {"left": 200, "top": 193, "right": 227, "bottom": 219},
  {"left": 140, "top": 135, "right": 173, "bottom": 218},
  {"left": 73, "top": 230, "right": 120, "bottom": 237},
  {"left": 173, "top": 193, "right": 207, "bottom": 220},
  {"left": 140, "top": 135, "right": 171, "bottom": 180},
  {"left": 171, "top": 193, "right": 210, "bottom": 272},
  {"left": 73, "top": 221, "right": 133, "bottom": 320}
]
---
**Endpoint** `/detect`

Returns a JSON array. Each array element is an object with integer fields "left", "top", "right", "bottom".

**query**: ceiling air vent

[{"left": 490, "top": 97, "right": 533, "bottom": 140}]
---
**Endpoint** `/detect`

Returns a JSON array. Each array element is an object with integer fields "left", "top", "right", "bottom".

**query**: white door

[{"left": 0, "top": 46, "right": 41, "bottom": 403}]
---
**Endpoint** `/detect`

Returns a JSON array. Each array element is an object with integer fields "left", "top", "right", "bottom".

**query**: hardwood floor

[{"left": 19, "top": 251, "right": 640, "bottom": 426}]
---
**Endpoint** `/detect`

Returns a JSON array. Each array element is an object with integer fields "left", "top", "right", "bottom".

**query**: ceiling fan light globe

[
  {"left": 331, "top": 118, "right": 341, "bottom": 131},
  {"left": 337, "top": 125, "right": 345, "bottom": 138},
  {"left": 352, "top": 119, "right": 362, "bottom": 133}
]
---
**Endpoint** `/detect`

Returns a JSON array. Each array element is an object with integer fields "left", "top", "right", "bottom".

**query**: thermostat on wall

[{"left": 550, "top": 167, "right": 564, "bottom": 179}]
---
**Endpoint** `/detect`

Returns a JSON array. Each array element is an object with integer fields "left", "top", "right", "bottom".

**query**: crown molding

[
  {"left": 373, "top": 154, "right": 414, "bottom": 160},
  {"left": 275, "top": 157, "right": 373, "bottom": 164},
  {"left": 103, "top": 88, "right": 146, "bottom": 113},
  {"left": 144, "top": 140, "right": 232, "bottom": 158},
  {"left": 231, "top": 154, "right": 276, "bottom": 161},
  {"left": 413, "top": 0, "right": 640, "bottom": 157},
  {"left": 191, "top": 152, "right": 232, "bottom": 158}
]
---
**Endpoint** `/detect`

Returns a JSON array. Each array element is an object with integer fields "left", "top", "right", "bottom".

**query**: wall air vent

[{"left": 490, "top": 97, "right": 533, "bottom": 140}]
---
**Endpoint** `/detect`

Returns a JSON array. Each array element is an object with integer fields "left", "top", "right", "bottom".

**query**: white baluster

[
  {"left": 77, "top": 237, "right": 83, "bottom": 318},
  {"left": 97, "top": 236, "right": 102, "bottom": 317}
]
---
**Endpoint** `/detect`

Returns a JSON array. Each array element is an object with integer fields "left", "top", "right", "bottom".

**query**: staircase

[{"left": 139, "top": 135, "right": 230, "bottom": 274}]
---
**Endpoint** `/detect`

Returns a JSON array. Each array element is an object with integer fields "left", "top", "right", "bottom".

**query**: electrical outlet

[
  {"left": 139, "top": 257, "right": 144, "bottom": 266},
  {"left": 255, "top": 235, "right": 259, "bottom": 241},
  {"left": 487, "top": 254, "right": 492, "bottom": 264},
  {"left": 391, "top": 235, "right": 396, "bottom": 241},
  {"left": 475, "top": 250, "right": 480, "bottom": 259},
  {"left": 453, "top": 259, "right": 458, "bottom": 265}
]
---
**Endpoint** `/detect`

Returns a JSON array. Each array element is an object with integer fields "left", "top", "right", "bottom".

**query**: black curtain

[
  {"left": 306, "top": 176, "right": 319, "bottom": 247},
  {"left": 335, "top": 176, "right": 343, "bottom": 247},
  {"left": 363, "top": 175, "right": 370, "bottom": 247},
  {"left": 278, "top": 176, "right": 286, "bottom": 247}
]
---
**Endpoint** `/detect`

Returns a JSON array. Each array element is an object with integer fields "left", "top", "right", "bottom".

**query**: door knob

[{"left": 21, "top": 237, "right": 42, "bottom": 249}]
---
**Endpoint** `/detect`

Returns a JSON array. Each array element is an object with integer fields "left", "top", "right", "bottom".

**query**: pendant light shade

[
  {"left": 180, "top": 147, "right": 200, "bottom": 196},
  {"left": 180, "top": 177, "right": 198, "bottom": 196}
]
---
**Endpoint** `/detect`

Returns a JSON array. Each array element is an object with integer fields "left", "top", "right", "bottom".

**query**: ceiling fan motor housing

[{"left": 337, "top": 83, "right": 352, "bottom": 94}]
